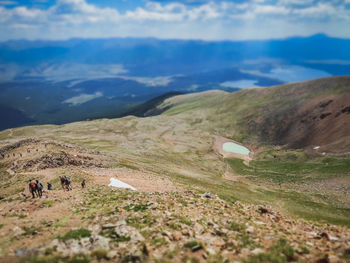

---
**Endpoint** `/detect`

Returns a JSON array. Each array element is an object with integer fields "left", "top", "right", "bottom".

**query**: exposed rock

[
  {"left": 257, "top": 205, "right": 272, "bottom": 214},
  {"left": 194, "top": 223, "right": 204, "bottom": 235},
  {"left": 14, "top": 248, "right": 39, "bottom": 257},
  {"left": 202, "top": 192, "right": 215, "bottom": 199},
  {"left": 102, "top": 223, "right": 118, "bottom": 229},
  {"left": 251, "top": 248, "right": 264, "bottom": 255},
  {"left": 246, "top": 226, "right": 255, "bottom": 234},
  {"left": 173, "top": 231, "right": 183, "bottom": 241},
  {"left": 12, "top": 226, "right": 25, "bottom": 237},
  {"left": 90, "top": 235, "right": 110, "bottom": 251},
  {"left": 47, "top": 235, "right": 110, "bottom": 256},
  {"left": 107, "top": 250, "right": 119, "bottom": 259},
  {"left": 115, "top": 224, "right": 144, "bottom": 243}
]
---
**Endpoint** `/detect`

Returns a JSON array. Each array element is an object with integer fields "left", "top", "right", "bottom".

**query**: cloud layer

[{"left": 0, "top": 0, "right": 349, "bottom": 40}]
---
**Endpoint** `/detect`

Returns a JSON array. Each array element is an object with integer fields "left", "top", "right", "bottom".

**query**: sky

[{"left": 0, "top": 0, "right": 349, "bottom": 41}]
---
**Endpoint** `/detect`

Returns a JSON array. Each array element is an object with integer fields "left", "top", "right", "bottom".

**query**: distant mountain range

[{"left": 0, "top": 34, "right": 349, "bottom": 130}]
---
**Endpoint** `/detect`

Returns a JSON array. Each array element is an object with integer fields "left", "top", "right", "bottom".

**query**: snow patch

[{"left": 108, "top": 178, "right": 136, "bottom": 191}]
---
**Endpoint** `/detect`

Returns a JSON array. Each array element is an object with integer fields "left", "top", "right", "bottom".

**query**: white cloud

[
  {"left": 13, "top": 6, "right": 45, "bottom": 19},
  {"left": 25, "top": 63, "right": 127, "bottom": 82},
  {"left": 0, "top": 0, "right": 17, "bottom": 5},
  {"left": 294, "top": 2, "right": 337, "bottom": 18},
  {"left": 278, "top": 0, "right": 314, "bottom": 5},
  {"left": 253, "top": 5, "right": 290, "bottom": 15},
  {"left": 0, "top": 0, "right": 349, "bottom": 40},
  {"left": 118, "top": 75, "right": 177, "bottom": 87},
  {"left": 220, "top": 80, "right": 260, "bottom": 89},
  {"left": 265, "top": 66, "right": 331, "bottom": 82},
  {"left": 63, "top": 92, "right": 103, "bottom": 106}
]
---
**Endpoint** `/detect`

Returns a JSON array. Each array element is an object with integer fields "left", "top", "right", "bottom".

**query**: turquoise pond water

[{"left": 222, "top": 142, "right": 250, "bottom": 156}]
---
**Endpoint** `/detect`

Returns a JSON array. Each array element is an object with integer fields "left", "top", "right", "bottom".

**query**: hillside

[
  {"left": 0, "top": 76, "right": 350, "bottom": 262},
  {"left": 158, "top": 76, "right": 350, "bottom": 154}
]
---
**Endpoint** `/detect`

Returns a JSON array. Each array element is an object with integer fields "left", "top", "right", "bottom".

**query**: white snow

[
  {"left": 313, "top": 146, "right": 320, "bottom": 150},
  {"left": 108, "top": 178, "right": 136, "bottom": 191}
]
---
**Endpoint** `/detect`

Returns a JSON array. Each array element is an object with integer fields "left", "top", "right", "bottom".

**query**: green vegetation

[
  {"left": 100, "top": 228, "right": 131, "bottom": 243},
  {"left": 343, "top": 248, "right": 350, "bottom": 260},
  {"left": 244, "top": 239, "right": 295, "bottom": 263},
  {"left": 20, "top": 254, "right": 90, "bottom": 263},
  {"left": 184, "top": 241, "right": 203, "bottom": 251},
  {"left": 42, "top": 200, "right": 54, "bottom": 208},
  {"left": 178, "top": 216, "right": 193, "bottom": 226},
  {"left": 91, "top": 249, "right": 108, "bottom": 260},
  {"left": 151, "top": 237, "right": 168, "bottom": 247},
  {"left": 228, "top": 221, "right": 246, "bottom": 232},
  {"left": 123, "top": 204, "right": 149, "bottom": 212},
  {"left": 226, "top": 157, "right": 350, "bottom": 184},
  {"left": 22, "top": 226, "right": 42, "bottom": 236},
  {"left": 57, "top": 229, "right": 91, "bottom": 241}
]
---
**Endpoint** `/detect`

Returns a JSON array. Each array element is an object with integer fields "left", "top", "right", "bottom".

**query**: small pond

[{"left": 222, "top": 142, "right": 250, "bottom": 156}]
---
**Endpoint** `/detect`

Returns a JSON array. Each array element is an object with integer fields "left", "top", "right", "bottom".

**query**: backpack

[{"left": 30, "top": 182, "right": 36, "bottom": 189}]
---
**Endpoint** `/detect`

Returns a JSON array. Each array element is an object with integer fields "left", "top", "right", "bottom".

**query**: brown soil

[
  {"left": 0, "top": 139, "right": 180, "bottom": 256},
  {"left": 248, "top": 77, "right": 350, "bottom": 154},
  {"left": 0, "top": 185, "right": 84, "bottom": 254},
  {"left": 84, "top": 167, "right": 179, "bottom": 192}
]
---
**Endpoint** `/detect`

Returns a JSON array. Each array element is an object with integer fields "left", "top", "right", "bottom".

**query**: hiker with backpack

[
  {"left": 59, "top": 175, "right": 72, "bottom": 191},
  {"left": 29, "top": 179, "right": 37, "bottom": 198},
  {"left": 81, "top": 179, "right": 86, "bottom": 189},
  {"left": 65, "top": 176, "right": 72, "bottom": 190},
  {"left": 59, "top": 176, "right": 65, "bottom": 190},
  {"left": 36, "top": 180, "right": 43, "bottom": 197}
]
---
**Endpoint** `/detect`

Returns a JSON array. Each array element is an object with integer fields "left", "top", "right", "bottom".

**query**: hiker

[
  {"left": 29, "top": 179, "right": 37, "bottom": 198},
  {"left": 59, "top": 176, "right": 72, "bottom": 191},
  {"left": 36, "top": 180, "right": 43, "bottom": 197},
  {"left": 65, "top": 176, "right": 72, "bottom": 190},
  {"left": 59, "top": 176, "right": 65, "bottom": 190},
  {"left": 81, "top": 179, "right": 86, "bottom": 189},
  {"left": 47, "top": 182, "right": 52, "bottom": 190}
]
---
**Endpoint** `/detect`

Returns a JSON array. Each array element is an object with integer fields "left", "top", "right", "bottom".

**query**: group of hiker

[
  {"left": 28, "top": 179, "right": 44, "bottom": 198},
  {"left": 0, "top": 148, "right": 38, "bottom": 160},
  {"left": 28, "top": 176, "right": 86, "bottom": 198}
]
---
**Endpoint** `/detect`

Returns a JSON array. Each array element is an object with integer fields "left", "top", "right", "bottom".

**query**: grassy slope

[
  {"left": 1, "top": 78, "right": 350, "bottom": 227},
  {"left": 161, "top": 76, "right": 350, "bottom": 150}
]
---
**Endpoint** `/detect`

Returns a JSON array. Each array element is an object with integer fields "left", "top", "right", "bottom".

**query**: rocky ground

[
  {"left": 1, "top": 186, "right": 350, "bottom": 263},
  {"left": 0, "top": 135, "right": 350, "bottom": 262}
]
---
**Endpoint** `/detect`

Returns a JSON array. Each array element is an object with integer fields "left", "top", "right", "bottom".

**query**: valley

[{"left": 0, "top": 76, "right": 350, "bottom": 262}]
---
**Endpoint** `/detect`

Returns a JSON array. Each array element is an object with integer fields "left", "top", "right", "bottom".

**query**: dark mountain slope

[
  {"left": 0, "top": 105, "right": 34, "bottom": 130},
  {"left": 158, "top": 76, "right": 350, "bottom": 153}
]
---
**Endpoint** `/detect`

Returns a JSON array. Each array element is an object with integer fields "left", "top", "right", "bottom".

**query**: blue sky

[{"left": 0, "top": 0, "right": 349, "bottom": 41}]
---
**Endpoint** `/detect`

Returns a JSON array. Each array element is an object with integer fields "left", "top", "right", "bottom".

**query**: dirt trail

[
  {"left": 0, "top": 138, "right": 182, "bottom": 256},
  {"left": 0, "top": 184, "right": 84, "bottom": 254},
  {"left": 84, "top": 167, "right": 179, "bottom": 192}
]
